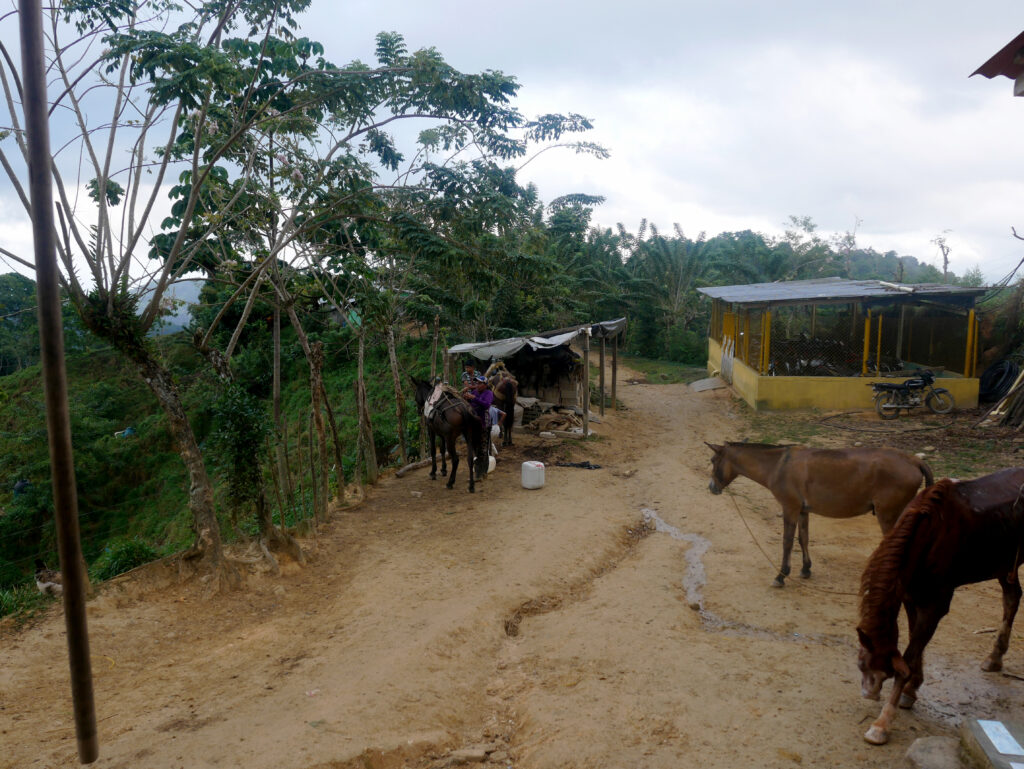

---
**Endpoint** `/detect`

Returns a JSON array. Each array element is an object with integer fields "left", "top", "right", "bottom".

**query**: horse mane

[
  {"left": 725, "top": 441, "right": 793, "bottom": 449},
  {"left": 858, "top": 479, "right": 957, "bottom": 640}
]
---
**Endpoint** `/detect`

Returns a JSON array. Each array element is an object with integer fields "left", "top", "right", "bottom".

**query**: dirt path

[{"left": 4, "top": 373, "right": 1024, "bottom": 769}]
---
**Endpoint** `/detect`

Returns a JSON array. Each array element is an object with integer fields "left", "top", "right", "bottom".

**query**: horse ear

[
  {"left": 892, "top": 652, "right": 910, "bottom": 678},
  {"left": 856, "top": 627, "right": 873, "bottom": 652},
  {"left": 705, "top": 442, "right": 723, "bottom": 454}
]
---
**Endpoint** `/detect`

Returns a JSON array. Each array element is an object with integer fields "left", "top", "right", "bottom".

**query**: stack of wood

[{"left": 977, "top": 368, "right": 1024, "bottom": 428}]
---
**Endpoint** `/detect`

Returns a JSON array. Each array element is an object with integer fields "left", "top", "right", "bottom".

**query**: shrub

[{"left": 89, "top": 538, "right": 159, "bottom": 582}]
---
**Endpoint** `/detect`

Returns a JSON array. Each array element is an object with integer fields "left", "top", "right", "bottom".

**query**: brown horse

[
  {"left": 856, "top": 467, "right": 1024, "bottom": 745},
  {"left": 412, "top": 377, "right": 486, "bottom": 493},
  {"left": 706, "top": 442, "right": 933, "bottom": 586},
  {"left": 485, "top": 362, "right": 518, "bottom": 447}
]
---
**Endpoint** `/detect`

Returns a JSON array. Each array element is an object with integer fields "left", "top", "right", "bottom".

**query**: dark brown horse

[
  {"left": 485, "top": 362, "right": 518, "bottom": 447},
  {"left": 412, "top": 377, "right": 486, "bottom": 493},
  {"left": 706, "top": 442, "right": 933, "bottom": 586},
  {"left": 856, "top": 467, "right": 1024, "bottom": 745}
]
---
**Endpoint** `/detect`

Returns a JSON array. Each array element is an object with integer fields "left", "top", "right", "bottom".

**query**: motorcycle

[{"left": 869, "top": 370, "right": 955, "bottom": 419}]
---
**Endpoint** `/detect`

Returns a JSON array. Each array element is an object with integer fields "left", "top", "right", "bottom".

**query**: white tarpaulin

[{"left": 447, "top": 319, "right": 626, "bottom": 362}]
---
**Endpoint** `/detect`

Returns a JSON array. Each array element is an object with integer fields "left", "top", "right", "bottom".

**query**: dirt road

[{"left": 4, "top": 372, "right": 1024, "bottom": 768}]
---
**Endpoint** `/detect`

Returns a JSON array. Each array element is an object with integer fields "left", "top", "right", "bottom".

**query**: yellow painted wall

[
  {"left": 707, "top": 338, "right": 722, "bottom": 375},
  {"left": 722, "top": 358, "right": 978, "bottom": 411}
]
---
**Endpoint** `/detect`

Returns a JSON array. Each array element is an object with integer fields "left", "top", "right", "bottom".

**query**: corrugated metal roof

[
  {"left": 972, "top": 30, "right": 1024, "bottom": 79},
  {"left": 697, "top": 278, "right": 986, "bottom": 306}
]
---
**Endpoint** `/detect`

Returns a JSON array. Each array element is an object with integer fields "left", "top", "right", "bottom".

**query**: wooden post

[
  {"left": 810, "top": 305, "right": 817, "bottom": 337},
  {"left": 760, "top": 309, "right": 772, "bottom": 374},
  {"left": 611, "top": 333, "right": 618, "bottom": 411},
  {"left": 965, "top": 309, "right": 977, "bottom": 377},
  {"left": 862, "top": 311, "right": 871, "bottom": 376},
  {"left": 876, "top": 314, "right": 883, "bottom": 376},
  {"left": 743, "top": 311, "right": 751, "bottom": 365},
  {"left": 20, "top": 1, "right": 98, "bottom": 760},
  {"left": 599, "top": 336, "right": 606, "bottom": 417},
  {"left": 896, "top": 305, "right": 906, "bottom": 363},
  {"left": 584, "top": 332, "right": 591, "bottom": 428}
]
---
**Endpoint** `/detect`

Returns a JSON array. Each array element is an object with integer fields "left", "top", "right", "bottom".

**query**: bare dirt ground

[{"left": 4, "top": 368, "right": 1024, "bottom": 769}]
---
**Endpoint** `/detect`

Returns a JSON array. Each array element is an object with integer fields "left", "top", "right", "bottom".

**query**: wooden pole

[
  {"left": 862, "top": 311, "right": 871, "bottom": 376},
  {"left": 611, "top": 333, "right": 618, "bottom": 411},
  {"left": 599, "top": 336, "right": 606, "bottom": 417},
  {"left": 20, "top": 1, "right": 97, "bottom": 761},
  {"left": 896, "top": 305, "right": 906, "bottom": 364},
  {"left": 876, "top": 314, "right": 883, "bottom": 376},
  {"left": 582, "top": 329, "right": 591, "bottom": 436},
  {"left": 964, "top": 309, "right": 976, "bottom": 377}
]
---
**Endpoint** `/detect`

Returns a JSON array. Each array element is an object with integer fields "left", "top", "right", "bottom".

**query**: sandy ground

[{"left": 3, "top": 369, "right": 1024, "bottom": 769}]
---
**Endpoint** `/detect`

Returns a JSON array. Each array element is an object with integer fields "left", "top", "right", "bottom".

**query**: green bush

[{"left": 89, "top": 538, "right": 159, "bottom": 582}]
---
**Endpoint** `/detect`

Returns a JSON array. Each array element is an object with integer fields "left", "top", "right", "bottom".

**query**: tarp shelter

[{"left": 446, "top": 318, "right": 627, "bottom": 432}]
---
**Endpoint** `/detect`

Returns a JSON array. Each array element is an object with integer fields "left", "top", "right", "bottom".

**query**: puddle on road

[
  {"left": 642, "top": 507, "right": 1023, "bottom": 730},
  {"left": 642, "top": 506, "right": 848, "bottom": 648}
]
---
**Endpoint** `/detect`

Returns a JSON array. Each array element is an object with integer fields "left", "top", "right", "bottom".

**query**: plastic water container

[
  {"left": 487, "top": 455, "right": 496, "bottom": 474},
  {"left": 521, "top": 461, "right": 545, "bottom": 489}
]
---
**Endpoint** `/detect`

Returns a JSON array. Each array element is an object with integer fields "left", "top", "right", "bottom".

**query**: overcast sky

[
  {"left": 0, "top": 2, "right": 1020, "bottom": 286},
  {"left": 299, "top": 0, "right": 1024, "bottom": 283}
]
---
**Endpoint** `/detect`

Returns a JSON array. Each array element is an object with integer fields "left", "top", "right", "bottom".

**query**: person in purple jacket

[{"left": 465, "top": 374, "right": 494, "bottom": 429}]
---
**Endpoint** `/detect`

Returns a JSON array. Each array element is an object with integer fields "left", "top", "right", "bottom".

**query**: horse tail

[{"left": 918, "top": 458, "right": 934, "bottom": 488}]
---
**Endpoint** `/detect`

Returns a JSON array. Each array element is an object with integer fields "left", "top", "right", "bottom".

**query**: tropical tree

[{"left": 0, "top": 2, "right": 601, "bottom": 585}]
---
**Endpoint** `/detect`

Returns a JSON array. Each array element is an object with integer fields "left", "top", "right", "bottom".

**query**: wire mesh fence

[{"left": 712, "top": 302, "right": 974, "bottom": 377}]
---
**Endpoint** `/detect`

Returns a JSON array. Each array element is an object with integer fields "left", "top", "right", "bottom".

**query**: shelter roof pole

[
  {"left": 876, "top": 314, "right": 883, "bottom": 376},
  {"left": 582, "top": 329, "right": 590, "bottom": 436},
  {"left": 611, "top": 333, "right": 618, "bottom": 410},
  {"left": 861, "top": 310, "right": 871, "bottom": 376},
  {"left": 965, "top": 310, "right": 976, "bottom": 377},
  {"left": 20, "top": 0, "right": 98, "bottom": 762},
  {"left": 599, "top": 335, "right": 606, "bottom": 417}
]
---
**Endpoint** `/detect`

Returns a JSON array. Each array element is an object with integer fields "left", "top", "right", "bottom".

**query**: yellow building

[{"left": 698, "top": 278, "right": 987, "bottom": 411}]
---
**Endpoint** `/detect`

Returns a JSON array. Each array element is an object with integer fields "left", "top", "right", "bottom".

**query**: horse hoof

[
  {"left": 864, "top": 726, "right": 889, "bottom": 745},
  {"left": 445, "top": 482, "right": 454, "bottom": 490},
  {"left": 771, "top": 577, "right": 785, "bottom": 588},
  {"left": 982, "top": 658, "right": 1003, "bottom": 673},
  {"left": 898, "top": 693, "right": 916, "bottom": 709},
  {"left": 800, "top": 570, "right": 811, "bottom": 579}
]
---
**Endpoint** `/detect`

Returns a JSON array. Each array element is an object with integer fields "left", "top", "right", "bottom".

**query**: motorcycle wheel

[
  {"left": 925, "top": 388, "right": 955, "bottom": 415},
  {"left": 874, "top": 391, "right": 901, "bottom": 420}
]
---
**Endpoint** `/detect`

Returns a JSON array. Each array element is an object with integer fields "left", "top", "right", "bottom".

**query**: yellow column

[
  {"left": 861, "top": 311, "right": 871, "bottom": 376},
  {"left": 876, "top": 314, "right": 883, "bottom": 375},
  {"left": 964, "top": 309, "right": 976, "bottom": 377},
  {"left": 743, "top": 311, "right": 751, "bottom": 365},
  {"left": 760, "top": 309, "right": 772, "bottom": 374}
]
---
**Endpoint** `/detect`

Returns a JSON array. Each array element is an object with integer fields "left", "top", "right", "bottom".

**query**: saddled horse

[
  {"left": 485, "top": 361, "right": 518, "bottom": 447},
  {"left": 412, "top": 377, "right": 487, "bottom": 493},
  {"left": 706, "top": 442, "right": 933, "bottom": 586},
  {"left": 856, "top": 467, "right": 1024, "bottom": 745}
]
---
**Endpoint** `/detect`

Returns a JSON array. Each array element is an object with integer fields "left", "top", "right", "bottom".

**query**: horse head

[
  {"left": 705, "top": 442, "right": 735, "bottom": 494},
  {"left": 410, "top": 377, "right": 432, "bottom": 410},
  {"left": 856, "top": 627, "right": 909, "bottom": 701}
]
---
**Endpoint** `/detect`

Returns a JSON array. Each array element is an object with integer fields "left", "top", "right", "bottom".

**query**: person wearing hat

[
  {"left": 459, "top": 360, "right": 479, "bottom": 395},
  {"left": 464, "top": 374, "right": 494, "bottom": 428}
]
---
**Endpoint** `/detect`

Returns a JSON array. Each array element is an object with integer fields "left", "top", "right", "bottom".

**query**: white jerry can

[{"left": 521, "top": 461, "right": 545, "bottom": 489}]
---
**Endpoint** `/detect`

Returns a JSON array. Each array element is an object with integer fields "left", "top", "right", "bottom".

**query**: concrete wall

[{"left": 704, "top": 339, "right": 978, "bottom": 411}]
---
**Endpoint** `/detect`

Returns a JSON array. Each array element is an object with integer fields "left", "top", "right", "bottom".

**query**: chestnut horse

[
  {"left": 485, "top": 361, "right": 518, "bottom": 446},
  {"left": 412, "top": 378, "right": 486, "bottom": 493},
  {"left": 706, "top": 442, "right": 933, "bottom": 586},
  {"left": 856, "top": 467, "right": 1024, "bottom": 745}
]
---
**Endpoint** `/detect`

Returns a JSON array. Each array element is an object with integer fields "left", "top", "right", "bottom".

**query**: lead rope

[{"left": 724, "top": 487, "right": 859, "bottom": 598}]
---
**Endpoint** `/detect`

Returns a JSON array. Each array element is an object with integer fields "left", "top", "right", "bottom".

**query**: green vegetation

[
  {"left": 619, "top": 357, "right": 709, "bottom": 385},
  {"left": 0, "top": 0, "right": 993, "bottom": 611}
]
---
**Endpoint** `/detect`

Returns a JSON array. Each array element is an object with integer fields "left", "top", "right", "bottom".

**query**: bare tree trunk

[
  {"left": 284, "top": 306, "right": 330, "bottom": 522},
  {"left": 357, "top": 328, "right": 378, "bottom": 483},
  {"left": 273, "top": 304, "right": 291, "bottom": 502},
  {"left": 319, "top": 382, "right": 346, "bottom": 497},
  {"left": 386, "top": 323, "right": 409, "bottom": 466},
  {"left": 191, "top": 332, "right": 305, "bottom": 565},
  {"left": 132, "top": 350, "right": 239, "bottom": 590}
]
